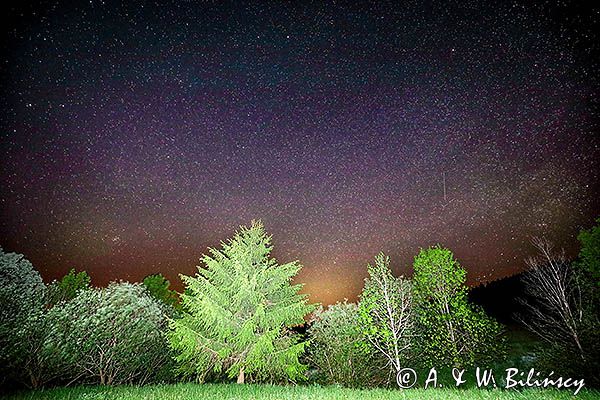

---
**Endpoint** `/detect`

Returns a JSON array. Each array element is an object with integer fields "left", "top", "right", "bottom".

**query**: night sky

[{"left": 1, "top": 1, "right": 598, "bottom": 305}]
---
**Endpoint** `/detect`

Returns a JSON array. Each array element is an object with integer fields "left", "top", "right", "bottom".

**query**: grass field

[{"left": 3, "top": 383, "right": 599, "bottom": 400}]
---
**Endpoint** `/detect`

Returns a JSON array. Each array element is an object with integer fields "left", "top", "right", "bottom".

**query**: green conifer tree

[
  {"left": 169, "top": 221, "right": 315, "bottom": 383},
  {"left": 143, "top": 273, "right": 180, "bottom": 310}
]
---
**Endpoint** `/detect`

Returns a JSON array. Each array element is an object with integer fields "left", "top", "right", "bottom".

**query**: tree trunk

[{"left": 237, "top": 366, "right": 245, "bottom": 384}]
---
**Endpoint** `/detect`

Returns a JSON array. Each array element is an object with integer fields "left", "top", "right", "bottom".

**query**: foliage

[
  {"left": 574, "top": 222, "right": 600, "bottom": 386},
  {"left": 576, "top": 217, "right": 600, "bottom": 287},
  {"left": 357, "top": 253, "right": 413, "bottom": 381},
  {"left": 168, "top": 221, "right": 315, "bottom": 384},
  {"left": 47, "top": 282, "right": 171, "bottom": 385},
  {"left": 412, "top": 246, "right": 505, "bottom": 368},
  {"left": 45, "top": 268, "right": 91, "bottom": 307},
  {"left": 0, "top": 247, "right": 50, "bottom": 387},
  {"left": 307, "top": 301, "right": 382, "bottom": 387},
  {"left": 16, "top": 307, "right": 74, "bottom": 389},
  {"left": 143, "top": 273, "right": 181, "bottom": 310}
]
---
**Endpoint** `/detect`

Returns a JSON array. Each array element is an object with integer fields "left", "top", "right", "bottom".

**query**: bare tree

[{"left": 519, "top": 237, "right": 586, "bottom": 361}]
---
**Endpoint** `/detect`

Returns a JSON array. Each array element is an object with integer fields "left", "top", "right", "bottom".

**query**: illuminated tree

[
  {"left": 358, "top": 253, "right": 413, "bottom": 381},
  {"left": 520, "top": 238, "right": 586, "bottom": 357},
  {"left": 169, "top": 221, "right": 314, "bottom": 383},
  {"left": 0, "top": 248, "right": 47, "bottom": 387},
  {"left": 519, "top": 237, "right": 599, "bottom": 374},
  {"left": 413, "top": 246, "right": 504, "bottom": 367},
  {"left": 520, "top": 234, "right": 599, "bottom": 385}
]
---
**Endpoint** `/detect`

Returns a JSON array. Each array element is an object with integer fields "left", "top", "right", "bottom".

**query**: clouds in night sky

[{"left": 1, "top": 0, "right": 598, "bottom": 304}]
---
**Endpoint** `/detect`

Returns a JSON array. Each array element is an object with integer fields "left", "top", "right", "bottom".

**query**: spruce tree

[
  {"left": 143, "top": 273, "right": 180, "bottom": 310},
  {"left": 169, "top": 221, "right": 314, "bottom": 383}
]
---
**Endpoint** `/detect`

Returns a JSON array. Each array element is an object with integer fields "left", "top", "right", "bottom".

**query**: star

[{"left": 0, "top": 0, "right": 598, "bottom": 305}]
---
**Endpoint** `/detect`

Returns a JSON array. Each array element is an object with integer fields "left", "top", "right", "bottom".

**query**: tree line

[{"left": 0, "top": 219, "right": 598, "bottom": 390}]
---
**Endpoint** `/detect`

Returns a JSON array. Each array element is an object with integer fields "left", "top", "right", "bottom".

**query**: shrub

[
  {"left": 0, "top": 247, "right": 54, "bottom": 388},
  {"left": 48, "top": 282, "right": 172, "bottom": 385},
  {"left": 307, "top": 301, "right": 383, "bottom": 387}
]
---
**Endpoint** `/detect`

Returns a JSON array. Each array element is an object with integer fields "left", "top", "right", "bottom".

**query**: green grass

[{"left": 3, "top": 383, "right": 599, "bottom": 400}]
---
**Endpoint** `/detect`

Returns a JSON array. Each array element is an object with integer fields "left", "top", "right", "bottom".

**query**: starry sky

[{"left": 1, "top": 1, "right": 599, "bottom": 305}]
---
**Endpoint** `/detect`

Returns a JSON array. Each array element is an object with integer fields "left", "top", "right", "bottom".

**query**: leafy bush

[
  {"left": 412, "top": 246, "right": 506, "bottom": 368},
  {"left": 307, "top": 301, "right": 383, "bottom": 387},
  {"left": 47, "top": 282, "right": 172, "bottom": 385},
  {"left": 0, "top": 247, "right": 54, "bottom": 388}
]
